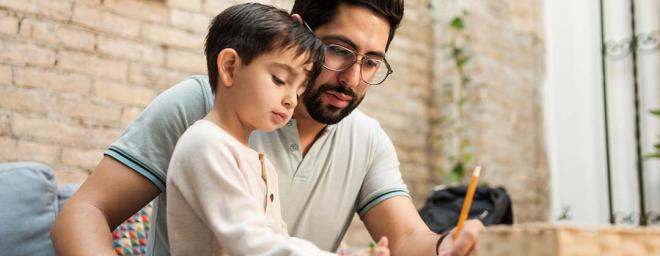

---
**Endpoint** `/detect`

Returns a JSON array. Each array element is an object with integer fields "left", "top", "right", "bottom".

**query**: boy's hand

[
  {"left": 437, "top": 219, "right": 484, "bottom": 256},
  {"left": 338, "top": 236, "right": 389, "bottom": 256}
]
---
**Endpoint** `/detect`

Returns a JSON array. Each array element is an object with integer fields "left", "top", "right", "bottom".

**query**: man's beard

[{"left": 302, "top": 83, "right": 364, "bottom": 125}]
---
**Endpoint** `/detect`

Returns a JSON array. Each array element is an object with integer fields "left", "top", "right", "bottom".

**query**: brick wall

[
  {"left": 479, "top": 224, "right": 660, "bottom": 255},
  {"left": 431, "top": 0, "right": 549, "bottom": 223},
  {"left": 0, "top": 0, "right": 548, "bottom": 246}
]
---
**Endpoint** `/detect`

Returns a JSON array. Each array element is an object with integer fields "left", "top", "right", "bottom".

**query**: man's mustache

[{"left": 317, "top": 84, "right": 356, "bottom": 99}]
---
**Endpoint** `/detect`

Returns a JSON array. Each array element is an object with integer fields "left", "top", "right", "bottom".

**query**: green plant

[
  {"left": 443, "top": 10, "right": 476, "bottom": 184},
  {"left": 647, "top": 109, "right": 660, "bottom": 159}
]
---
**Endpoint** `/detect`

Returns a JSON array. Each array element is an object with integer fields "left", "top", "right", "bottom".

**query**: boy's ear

[
  {"left": 291, "top": 13, "right": 304, "bottom": 25},
  {"left": 217, "top": 48, "right": 241, "bottom": 88}
]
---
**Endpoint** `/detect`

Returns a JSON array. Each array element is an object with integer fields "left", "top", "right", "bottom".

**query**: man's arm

[
  {"left": 51, "top": 156, "right": 161, "bottom": 256},
  {"left": 362, "top": 196, "right": 484, "bottom": 256}
]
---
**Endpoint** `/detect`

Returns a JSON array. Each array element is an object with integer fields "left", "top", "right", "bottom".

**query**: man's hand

[{"left": 437, "top": 219, "right": 485, "bottom": 256}]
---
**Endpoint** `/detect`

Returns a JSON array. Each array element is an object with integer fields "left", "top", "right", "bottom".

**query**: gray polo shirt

[{"left": 105, "top": 75, "right": 409, "bottom": 255}]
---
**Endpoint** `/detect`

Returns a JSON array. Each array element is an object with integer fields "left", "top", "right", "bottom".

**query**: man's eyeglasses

[
  {"left": 323, "top": 44, "right": 393, "bottom": 85},
  {"left": 302, "top": 21, "right": 393, "bottom": 85}
]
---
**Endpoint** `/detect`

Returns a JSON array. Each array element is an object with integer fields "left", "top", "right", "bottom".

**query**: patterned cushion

[{"left": 112, "top": 204, "right": 153, "bottom": 256}]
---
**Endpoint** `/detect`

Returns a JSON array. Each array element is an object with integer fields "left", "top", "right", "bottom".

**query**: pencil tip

[{"left": 474, "top": 164, "right": 482, "bottom": 177}]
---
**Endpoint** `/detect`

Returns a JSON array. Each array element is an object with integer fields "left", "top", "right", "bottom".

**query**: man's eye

[
  {"left": 271, "top": 75, "right": 285, "bottom": 86},
  {"left": 328, "top": 45, "right": 352, "bottom": 57},
  {"left": 364, "top": 58, "right": 382, "bottom": 68}
]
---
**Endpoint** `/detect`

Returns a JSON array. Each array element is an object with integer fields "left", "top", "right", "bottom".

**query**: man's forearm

[
  {"left": 391, "top": 230, "right": 439, "bottom": 256},
  {"left": 51, "top": 203, "right": 116, "bottom": 256}
]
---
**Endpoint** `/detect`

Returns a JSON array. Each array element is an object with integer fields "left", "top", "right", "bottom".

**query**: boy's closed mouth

[{"left": 271, "top": 111, "right": 289, "bottom": 123}]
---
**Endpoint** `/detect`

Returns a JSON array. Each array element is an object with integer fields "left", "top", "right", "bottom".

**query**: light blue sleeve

[
  {"left": 105, "top": 75, "right": 214, "bottom": 191},
  {"left": 357, "top": 117, "right": 410, "bottom": 216}
]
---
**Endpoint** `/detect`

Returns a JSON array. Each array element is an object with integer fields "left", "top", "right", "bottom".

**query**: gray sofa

[{"left": 0, "top": 162, "right": 79, "bottom": 256}]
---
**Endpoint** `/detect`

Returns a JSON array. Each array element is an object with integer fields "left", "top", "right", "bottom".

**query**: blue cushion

[{"left": 0, "top": 162, "right": 57, "bottom": 256}]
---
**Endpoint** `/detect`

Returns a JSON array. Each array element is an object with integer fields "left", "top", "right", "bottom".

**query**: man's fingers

[
  {"left": 377, "top": 236, "right": 388, "bottom": 247},
  {"left": 450, "top": 220, "right": 484, "bottom": 256}
]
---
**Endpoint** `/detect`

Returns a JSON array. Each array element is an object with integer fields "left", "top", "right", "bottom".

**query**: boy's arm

[
  {"left": 51, "top": 156, "right": 161, "bottom": 256},
  {"left": 168, "top": 133, "right": 334, "bottom": 256}
]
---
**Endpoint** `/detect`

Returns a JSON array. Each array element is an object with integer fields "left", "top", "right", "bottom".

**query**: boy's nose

[{"left": 282, "top": 90, "right": 297, "bottom": 109}]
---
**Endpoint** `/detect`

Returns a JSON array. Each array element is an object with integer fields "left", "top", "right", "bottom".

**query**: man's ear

[{"left": 217, "top": 48, "right": 241, "bottom": 88}]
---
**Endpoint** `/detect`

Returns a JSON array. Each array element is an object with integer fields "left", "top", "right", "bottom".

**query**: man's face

[{"left": 297, "top": 3, "right": 391, "bottom": 124}]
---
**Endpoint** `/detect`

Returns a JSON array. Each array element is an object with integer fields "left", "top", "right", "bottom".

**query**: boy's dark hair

[
  {"left": 291, "top": 0, "right": 404, "bottom": 50},
  {"left": 205, "top": 3, "right": 325, "bottom": 93}
]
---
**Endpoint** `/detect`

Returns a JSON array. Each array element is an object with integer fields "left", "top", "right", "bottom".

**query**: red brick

[
  {"left": 0, "top": 11, "right": 18, "bottom": 35},
  {"left": 11, "top": 115, "right": 87, "bottom": 147},
  {"left": 141, "top": 23, "right": 203, "bottom": 50},
  {"left": 55, "top": 96, "right": 123, "bottom": 126},
  {"left": 167, "top": 0, "right": 202, "bottom": 12},
  {"left": 0, "top": 40, "right": 56, "bottom": 67},
  {"left": 97, "top": 36, "right": 164, "bottom": 65},
  {"left": 19, "top": 18, "right": 96, "bottom": 51},
  {"left": 169, "top": 9, "right": 210, "bottom": 34},
  {"left": 57, "top": 50, "right": 128, "bottom": 81},
  {"left": 103, "top": 0, "right": 168, "bottom": 23},
  {"left": 128, "top": 63, "right": 185, "bottom": 90},
  {"left": 203, "top": 1, "right": 232, "bottom": 16},
  {"left": 16, "top": 140, "right": 60, "bottom": 165},
  {"left": 0, "top": 114, "right": 9, "bottom": 136},
  {"left": 165, "top": 48, "right": 205, "bottom": 73},
  {"left": 86, "top": 127, "right": 121, "bottom": 149},
  {"left": 53, "top": 168, "right": 90, "bottom": 185},
  {"left": 61, "top": 147, "right": 103, "bottom": 169},
  {"left": 0, "top": 64, "right": 11, "bottom": 85},
  {"left": 0, "top": 86, "right": 47, "bottom": 114},
  {"left": 0, "top": 0, "right": 72, "bottom": 21},
  {"left": 14, "top": 67, "right": 93, "bottom": 94},
  {"left": 93, "top": 80, "right": 156, "bottom": 107},
  {"left": 0, "top": 137, "right": 17, "bottom": 161},
  {"left": 72, "top": 4, "right": 139, "bottom": 38}
]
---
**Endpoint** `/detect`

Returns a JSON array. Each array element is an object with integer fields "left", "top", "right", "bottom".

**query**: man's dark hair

[
  {"left": 205, "top": 3, "right": 325, "bottom": 93},
  {"left": 291, "top": 0, "right": 404, "bottom": 50}
]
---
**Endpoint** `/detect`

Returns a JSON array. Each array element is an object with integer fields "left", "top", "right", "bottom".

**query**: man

[{"left": 51, "top": 1, "right": 484, "bottom": 255}]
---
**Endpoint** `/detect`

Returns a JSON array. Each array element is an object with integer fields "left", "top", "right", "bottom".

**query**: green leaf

[
  {"left": 645, "top": 153, "right": 660, "bottom": 159},
  {"left": 450, "top": 17, "right": 465, "bottom": 30},
  {"left": 457, "top": 56, "right": 470, "bottom": 67},
  {"left": 453, "top": 47, "right": 464, "bottom": 56},
  {"left": 451, "top": 162, "right": 465, "bottom": 178},
  {"left": 463, "top": 154, "right": 475, "bottom": 164},
  {"left": 651, "top": 109, "right": 660, "bottom": 116}
]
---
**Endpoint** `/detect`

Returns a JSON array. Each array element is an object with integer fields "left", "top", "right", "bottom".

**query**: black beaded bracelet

[{"left": 435, "top": 232, "right": 449, "bottom": 255}]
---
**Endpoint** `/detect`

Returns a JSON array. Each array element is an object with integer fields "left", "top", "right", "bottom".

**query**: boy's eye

[{"left": 271, "top": 75, "right": 285, "bottom": 86}]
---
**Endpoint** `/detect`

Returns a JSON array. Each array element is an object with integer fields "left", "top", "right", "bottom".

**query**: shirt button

[
  {"left": 289, "top": 144, "right": 298, "bottom": 152},
  {"left": 270, "top": 194, "right": 274, "bottom": 202}
]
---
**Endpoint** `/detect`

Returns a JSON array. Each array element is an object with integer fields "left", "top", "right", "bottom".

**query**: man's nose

[{"left": 337, "top": 61, "right": 362, "bottom": 89}]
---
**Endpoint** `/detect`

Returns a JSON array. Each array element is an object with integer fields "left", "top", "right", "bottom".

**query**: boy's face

[
  {"left": 232, "top": 48, "right": 313, "bottom": 132},
  {"left": 297, "top": 3, "right": 391, "bottom": 124}
]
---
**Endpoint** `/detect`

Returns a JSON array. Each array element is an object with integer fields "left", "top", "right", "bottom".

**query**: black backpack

[{"left": 419, "top": 185, "right": 514, "bottom": 233}]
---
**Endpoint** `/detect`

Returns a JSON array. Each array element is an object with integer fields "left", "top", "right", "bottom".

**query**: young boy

[{"left": 166, "top": 3, "right": 387, "bottom": 255}]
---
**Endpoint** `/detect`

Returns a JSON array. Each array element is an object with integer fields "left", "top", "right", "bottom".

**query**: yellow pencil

[{"left": 453, "top": 164, "right": 482, "bottom": 240}]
